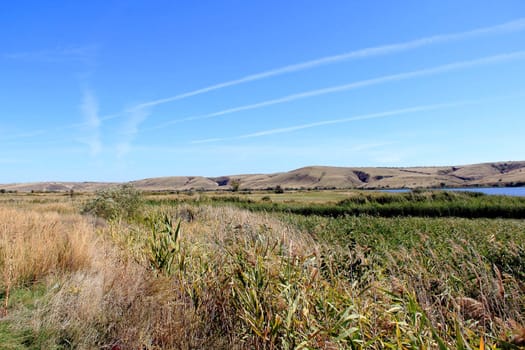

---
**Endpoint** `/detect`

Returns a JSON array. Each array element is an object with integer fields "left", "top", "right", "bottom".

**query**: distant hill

[
  {"left": 1, "top": 161, "right": 524, "bottom": 192},
  {"left": 0, "top": 181, "right": 117, "bottom": 193}
]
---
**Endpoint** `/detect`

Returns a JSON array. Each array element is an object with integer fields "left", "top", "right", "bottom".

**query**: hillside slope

[{"left": 1, "top": 161, "right": 524, "bottom": 192}]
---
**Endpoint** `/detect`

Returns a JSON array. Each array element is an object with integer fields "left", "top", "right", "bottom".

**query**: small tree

[
  {"left": 230, "top": 179, "right": 241, "bottom": 192},
  {"left": 82, "top": 184, "right": 144, "bottom": 220}
]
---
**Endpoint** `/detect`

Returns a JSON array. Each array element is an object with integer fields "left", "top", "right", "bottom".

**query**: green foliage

[
  {"left": 81, "top": 184, "right": 144, "bottom": 220},
  {"left": 225, "top": 227, "right": 366, "bottom": 349},
  {"left": 0, "top": 284, "right": 59, "bottom": 350},
  {"left": 147, "top": 214, "right": 183, "bottom": 276},
  {"left": 230, "top": 179, "right": 241, "bottom": 192},
  {"left": 283, "top": 212, "right": 525, "bottom": 332},
  {"left": 134, "top": 192, "right": 525, "bottom": 347},
  {"left": 0, "top": 323, "right": 59, "bottom": 350},
  {"left": 214, "top": 190, "right": 525, "bottom": 219},
  {"left": 7, "top": 192, "right": 525, "bottom": 348},
  {"left": 274, "top": 185, "right": 284, "bottom": 194}
]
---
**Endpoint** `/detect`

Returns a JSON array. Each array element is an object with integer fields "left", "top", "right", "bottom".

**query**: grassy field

[
  {"left": 1, "top": 188, "right": 524, "bottom": 349},
  {"left": 147, "top": 189, "right": 525, "bottom": 219}
]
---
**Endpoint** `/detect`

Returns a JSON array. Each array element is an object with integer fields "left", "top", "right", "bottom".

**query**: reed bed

[{"left": 1, "top": 190, "right": 524, "bottom": 349}]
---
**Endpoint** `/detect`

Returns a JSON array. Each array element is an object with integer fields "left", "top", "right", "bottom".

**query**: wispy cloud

[
  {"left": 77, "top": 18, "right": 523, "bottom": 140},
  {"left": 154, "top": 50, "right": 525, "bottom": 132},
  {"left": 79, "top": 89, "right": 102, "bottom": 156},
  {"left": 132, "top": 18, "right": 525, "bottom": 110},
  {"left": 2, "top": 45, "right": 98, "bottom": 65},
  {"left": 0, "top": 129, "right": 47, "bottom": 141},
  {"left": 116, "top": 108, "right": 151, "bottom": 158},
  {"left": 190, "top": 96, "right": 505, "bottom": 144},
  {"left": 8, "top": 18, "right": 525, "bottom": 141},
  {"left": 131, "top": 141, "right": 393, "bottom": 159},
  {"left": 81, "top": 90, "right": 101, "bottom": 129},
  {"left": 1, "top": 45, "right": 100, "bottom": 143}
]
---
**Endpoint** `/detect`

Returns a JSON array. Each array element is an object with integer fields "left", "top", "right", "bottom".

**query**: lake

[{"left": 380, "top": 187, "right": 525, "bottom": 197}]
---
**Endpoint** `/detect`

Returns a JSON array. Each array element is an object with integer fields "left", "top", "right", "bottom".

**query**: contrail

[
  {"left": 79, "top": 89, "right": 102, "bottom": 156},
  {"left": 7, "top": 18, "right": 525, "bottom": 142},
  {"left": 149, "top": 50, "right": 525, "bottom": 131},
  {"left": 191, "top": 101, "right": 469, "bottom": 144},
  {"left": 191, "top": 94, "right": 520, "bottom": 144},
  {"left": 133, "top": 18, "right": 525, "bottom": 110}
]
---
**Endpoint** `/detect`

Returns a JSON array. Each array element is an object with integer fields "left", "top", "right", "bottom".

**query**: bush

[
  {"left": 147, "top": 214, "right": 183, "bottom": 276},
  {"left": 230, "top": 179, "right": 241, "bottom": 192},
  {"left": 274, "top": 185, "right": 284, "bottom": 194},
  {"left": 82, "top": 184, "right": 144, "bottom": 220}
]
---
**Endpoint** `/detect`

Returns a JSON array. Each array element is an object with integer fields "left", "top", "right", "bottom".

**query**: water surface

[{"left": 380, "top": 187, "right": 525, "bottom": 197}]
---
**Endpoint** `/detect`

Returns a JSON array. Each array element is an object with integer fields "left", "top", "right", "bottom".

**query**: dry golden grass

[
  {"left": 0, "top": 206, "right": 96, "bottom": 308},
  {"left": 14, "top": 204, "right": 313, "bottom": 349},
  {"left": 1, "top": 192, "right": 524, "bottom": 349}
]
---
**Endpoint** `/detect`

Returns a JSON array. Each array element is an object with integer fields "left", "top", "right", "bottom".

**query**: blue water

[{"left": 380, "top": 187, "right": 525, "bottom": 197}]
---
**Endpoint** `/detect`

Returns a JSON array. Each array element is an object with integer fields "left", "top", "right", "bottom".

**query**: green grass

[
  {"left": 277, "top": 212, "right": 525, "bottom": 347},
  {"left": 141, "top": 194, "right": 525, "bottom": 348},
  {"left": 2, "top": 190, "right": 525, "bottom": 348},
  {"left": 242, "top": 190, "right": 355, "bottom": 203},
  {"left": 0, "top": 284, "right": 59, "bottom": 350},
  {"left": 177, "top": 190, "right": 525, "bottom": 219}
]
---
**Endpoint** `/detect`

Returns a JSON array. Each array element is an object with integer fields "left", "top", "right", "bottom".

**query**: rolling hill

[{"left": 1, "top": 161, "right": 524, "bottom": 192}]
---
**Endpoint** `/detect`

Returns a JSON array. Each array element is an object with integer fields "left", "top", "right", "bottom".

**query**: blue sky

[{"left": 1, "top": 1, "right": 525, "bottom": 182}]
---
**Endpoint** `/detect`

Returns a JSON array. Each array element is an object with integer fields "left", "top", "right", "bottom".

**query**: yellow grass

[
  {"left": 0, "top": 206, "right": 95, "bottom": 296},
  {"left": 22, "top": 204, "right": 316, "bottom": 349},
  {"left": 1, "top": 192, "right": 523, "bottom": 348}
]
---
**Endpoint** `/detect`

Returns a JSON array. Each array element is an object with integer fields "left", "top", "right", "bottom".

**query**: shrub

[
  {"left": 82, "top": 184, "right": 144, "bottom": 220},
  {"left": 230, "top": 179, "right": 241, "bottom": 192},
  {"left": 147, "top": 214, "right": 183, "bottom": 276}
]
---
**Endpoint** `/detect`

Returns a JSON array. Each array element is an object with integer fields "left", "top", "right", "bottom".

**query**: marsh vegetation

[{"left": 0, "top": 188, "right": 524, "bottom": 349}]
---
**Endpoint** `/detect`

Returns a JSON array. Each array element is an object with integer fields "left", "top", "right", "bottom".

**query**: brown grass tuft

[
  {"left": 511, "top": 324, "right": 525, "bottom": 346},
  {"left": 455, "top": 297, "right": 489, "bottom": 321},
  {"left": 0, "top": 207, "right": 96, "bottom": 292},
  {"left": 2, "top": 194, "right": 524, "bottom": 349}
]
